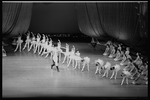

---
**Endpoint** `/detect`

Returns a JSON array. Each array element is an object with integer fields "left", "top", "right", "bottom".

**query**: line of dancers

[
  {"left": 6, "top": 32, "right": 148, "bottom": 85},
  {"left": 102, "top": 40, "right": 148, "bottom": 85},
  {"left": 12, "top": 31, "right": 90, "bottom": 72}
]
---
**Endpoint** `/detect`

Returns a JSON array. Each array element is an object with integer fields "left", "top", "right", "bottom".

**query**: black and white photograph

[{"left": 2, "top": 1, "right": 148, "bottom": 98}]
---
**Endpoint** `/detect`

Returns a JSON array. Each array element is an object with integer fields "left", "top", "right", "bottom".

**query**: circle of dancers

[{"left": 2, "top": 31, "right": 148, "bottom": 86}]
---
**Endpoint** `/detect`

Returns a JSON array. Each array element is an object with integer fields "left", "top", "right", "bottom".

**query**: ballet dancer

[
  {"left": 108, "top": 45, "right": 116, "bottom": 58},
  {"left": 121, "top": 69, "right": 132, "bottom": 85},
  {"left": 67, "top": 45, "right": 76, "bottom": 67},
  {"left": 110, "top": 64, "right": 121, "bottom": 79},
  {"left": 39, "top": 34, "right": 46, "bottom": 55},
  {"left": 81, "top": 57, "right": 90, "bottom": 72},
  {"left": 34, "top": 33, "right": 41, "bottom": 54},
  {"left": 57, "top": 39, "right": 62, "bottom": 63},
  {"left": 132, "top": 61, "right": 148, "bottom": 85},
  {"left": 22, "top": 31, "right": 31, "bottom": 51},
  {"left": 102, "top": 61, "right": 111, "bottom": 77},
  {"left": 51, "top": 43, "right": 63, "bottom": 72},
  {"left": 62, "top": 43, "right": 70, "bottom": 64},
  {"left": 114, "top": 44, "right": 122, "bottom": 61},
  {"left": 133, "top": 53, "right": 143, "bottom": 66},
  {"left": 73, "top": 50, "right": 82, "bottom": 70},
  {"left": 140, "top": 62, "right": 148, "bottom": 84},
  {"left": 41, "top": 35, "right": 50, "bottom": 58},
  {"left": 120, "top": 61, "right": 137, "bottom": 85},
  {"left": 44, "top": 37, "right": 53, "bottom": 58},
  {"left": 121, "top": 53, "right": 132, "bottom": 66},
  {"left": 117, "top": 50, "right": 125, "bottom": 61},
  {"left": 28, "top": 32, "right": 36, "bottom": 52},
  {"left": 103, "top": 41, "right": 112, "bottom": 56},
  {"left": 94, "top": 59, "right": 105, "bottom": 75},
  {"left": 120, "top": 47, "right": 130, "bottom": 65},
  {"left": 14, "top": 33, "right": 23, "bottom": 52},
  {"left": 41, "top": 39, "right": 54, "bottom": 59}
]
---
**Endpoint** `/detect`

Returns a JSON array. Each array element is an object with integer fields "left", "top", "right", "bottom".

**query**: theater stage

[{"left": 2, "top": 42, "right": 148, "bottom": 97}]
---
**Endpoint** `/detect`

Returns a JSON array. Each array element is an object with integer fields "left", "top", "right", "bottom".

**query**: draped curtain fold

[
  {"left": 75, "top": 2, "right": 148, "bottom": 47},
  {"left": 2, "top": 3, "right": 33, "bottom": 39}
]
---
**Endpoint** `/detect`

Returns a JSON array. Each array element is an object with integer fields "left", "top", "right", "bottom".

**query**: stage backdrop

[
  {"left": 28, "top": 3, "right": 81, "bottom": 34},
  {"left": 2, "top": 2, "right": 148, "bottom": 52},
  {"left": 2, "top": 3, "right": 33, "bottom": 39},
  {"left": 75, "top": 2, "right": 148, "bottom": 48}
]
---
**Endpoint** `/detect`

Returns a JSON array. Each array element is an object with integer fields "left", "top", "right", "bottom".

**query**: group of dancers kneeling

[
  {"left": 101, "top": 40, "right": 148, "bottom": 85},
  {"left": 4, "top": 31, "right": 148, "bottom": 85}
]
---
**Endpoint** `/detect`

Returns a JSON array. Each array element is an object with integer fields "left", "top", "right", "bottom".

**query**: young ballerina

[
  {"left": 133, "top": 53, "right": 143, "bottom": 66},
  {"left": 28, "top": 32, "right": 36, "bottom": 52},
  {"left": 120, "top": 60, "right": 137, "bottom": 85},
  {"left": 103, "top": 41, "right": 112, "bottom": 56},
  {"left": 57, "top": 39, "right": 62, "bottom": 63},
  {"left": 102, "top": 61, "right": 111, "bottom": 77},
  {"left": 120, "top": 47, "right": 130, "bottom": 65},
  {"left": 114, "top": 44, "right": 122, "bottom": 61},
  {"left": 110, "top": 64, "right": 121, "bottom": 79},
  {"left": 39, "top": 34, "right": 46, "bottom": 55},
  {"left": 41, "top": 38, "right": 53, "bottom": 58},
  {"left": 62, "top": 43, "right": 70, "bottom": 64},
  {"left": 108, "top": 45, "right": 116, "bottom": 58},
  {"left": 94, "top": 59, "right": 105, "bottom": 75},
  {"left": 22, "top": 31, "right": 31, "bottom": 51},
  {"left": 14, "top": 33, "right": 23, "bottom": 52},
  {"left": 73, "top": 50, "right": 82, "bottom": 70},
  {"left": 140, "top": 62, "right": 148, "bottom": 85},
  {"left": 67, "top": 45, "right": 76, "bottom": 67},
  {"left": 34, "top": 33, "right": 41, "bottom": 54},
  {"left": 81, "top": 57, "right": 90, "bottom": 72}
]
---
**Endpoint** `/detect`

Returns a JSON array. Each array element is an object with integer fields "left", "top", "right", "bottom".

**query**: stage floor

[{"left": 2, "top": 42, "right": 148, "bottom": 97}]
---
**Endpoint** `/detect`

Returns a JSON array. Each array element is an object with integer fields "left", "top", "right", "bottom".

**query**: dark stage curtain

[
  {"left": 2, "top": 3, "right": 33, "bottom": 39},
  {"left": 75, "top": 2, "right": 148, "bottom": 48}
]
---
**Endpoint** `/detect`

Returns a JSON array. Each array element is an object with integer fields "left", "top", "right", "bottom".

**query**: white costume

[
  {"left": 120, "top": 62, "right": 136, "bottom": 85},
  {"left": 109, "top": 46, "right": 116, "bottom": 58},
  {"left": 73, "top": 51, "right": 82, "bottom": 69},
  {"left": 67, "top": 46, "right": 76, "bottom": 67},
  {"left": 110, "top": 64, "right": 121, "bottom": 79},
  {"left": 103, "top": 45, "right": 110, "bottom": 56},
  {"left": 120, "top": 47, "right": 130, "bottom": 65},
  {"left": 51, "top": 45, "right": 63, "bottom": 72},
  {"left": 29, "top": 34, "right": 36, "bottom": 52},
  {"left": 14, "top": 35, "right": 23, "bottom": 52},
  {"left": 114, "top": 50, "right": 121, "bottom": 61},
  {"left": 102, "top": 61, "right": 111, "bottom": 77},
  {"left": 34, "top": 34, "right": 41, "bottom": 54},
  {"left": 81, "top": 57, "right": 90, "bottom": 72},
  {"left": 22, "top": 32, "right": 31, "bottom": 51},
  {"left": 94, "top": 59, "right": 105, "bottom": 74},
  {"left": 62, "top": 43, "right": 70, "bottom": 64},
  {"left": 57, "top": 40, "right": 62, "bottom": 62},
  {"left": 41, "top": 40, "right": 49, "bottom": 58},
  {"left": 39, "top": 34, "right": 46, "bottom": 55}
]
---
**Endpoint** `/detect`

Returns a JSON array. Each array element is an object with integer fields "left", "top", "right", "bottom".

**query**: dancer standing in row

[
  {"left": 14, "top": 33, "right": 23, "bottom": 52},
  {"left": 22, "top": 31, "right": 31, "bottom": 51},
  {"left": 62, "top": 43, "right": 70, "bottom": 64},
  {"left": 28, "top": 32, "right": 36, "bottom": 52}
]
